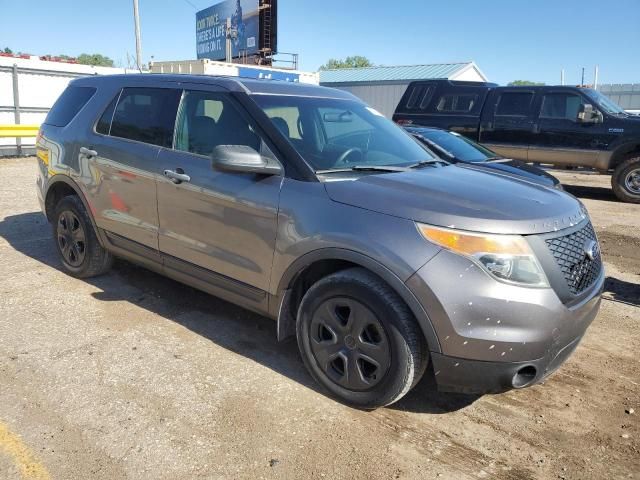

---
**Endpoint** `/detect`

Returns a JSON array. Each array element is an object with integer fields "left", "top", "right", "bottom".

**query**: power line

[{"left": 182, "top": 0, "right": 199, "bottom": 9}]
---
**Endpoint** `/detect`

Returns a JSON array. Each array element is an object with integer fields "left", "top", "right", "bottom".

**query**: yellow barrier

[{"left": 0, "top": 125, "right": 40, "bottom": 138}]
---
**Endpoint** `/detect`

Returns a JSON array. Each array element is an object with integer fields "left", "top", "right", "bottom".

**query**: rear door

[
  {"left": 84, "top": 86, "right": 181, "bottom": 251},
  {"left": 480, "top": 89, "right": 537, "bottom": 161},
  {"left": 528, "top": 90, "right": 607, "bottom": 167},
  {"left": 155, "top": 88, "right": 283, "bottom": 296}
]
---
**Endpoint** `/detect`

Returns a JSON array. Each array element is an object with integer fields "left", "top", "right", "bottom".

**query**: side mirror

[
  {"left": 577, "top": 104, "right": 602, "bottom": 124},
  {"left": 212, "top": 145, "right": 283, "bottom": 176}
]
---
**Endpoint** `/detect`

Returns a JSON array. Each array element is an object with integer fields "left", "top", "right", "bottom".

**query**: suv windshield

[
  {"left": 414, "top": 129, "right": 495, "bottom": 162},
  {"left": 584, "top": 89, "right": 627, "bottom": 115},
  {"left": 252, "top": 95, "right": 435, "bottom": 171}
]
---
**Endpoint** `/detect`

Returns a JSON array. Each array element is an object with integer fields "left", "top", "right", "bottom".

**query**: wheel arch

[
  {"left": 44, "top": 175, "right": 104, "bottom": 246},
  {"left": 611, "top": 140, "right": 640, "bottom": 169},
  {"left": 273, "top": 248, "right": 441, "bottom": 354}
]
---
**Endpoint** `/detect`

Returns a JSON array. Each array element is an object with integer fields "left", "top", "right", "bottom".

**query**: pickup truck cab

[{"left": 393, "top": 80, "right": 640, "bottom": 202}]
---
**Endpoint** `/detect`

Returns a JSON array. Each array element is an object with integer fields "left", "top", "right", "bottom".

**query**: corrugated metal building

[
  {"left": 319, "top": 62, "right": 488, "bottom": 117},
  {"left": 597, "top": 84, "right": 640, "bottom": 113}
]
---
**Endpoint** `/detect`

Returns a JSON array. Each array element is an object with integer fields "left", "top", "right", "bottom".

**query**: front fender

[{"left": 272, "top": 247, "right": 442, "bottom": 354}]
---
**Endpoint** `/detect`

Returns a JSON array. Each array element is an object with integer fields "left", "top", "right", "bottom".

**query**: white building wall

[
  {"left": 151, "top": 59, "right": 320, "bottom": 85},
  {"left": 450, "top": 65, "right": 486, "bottom": 82},
  {"left": 0, "top": 56, "right": 139, "bottom": 156}
]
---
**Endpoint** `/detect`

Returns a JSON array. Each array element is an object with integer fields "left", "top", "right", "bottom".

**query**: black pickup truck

[{"left": 393, "top": 80, "right": 640, "bottom": 202}]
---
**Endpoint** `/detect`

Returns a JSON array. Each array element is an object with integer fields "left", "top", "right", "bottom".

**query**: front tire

[
  {"left": 52, "top": 196, "right": 113, "bottom": 278},
  {"left": 296, "top": 268, "right": 428, "bottom": 409},
  {"left": 612, "top": 155, "right": 640, "bottom": 203}
]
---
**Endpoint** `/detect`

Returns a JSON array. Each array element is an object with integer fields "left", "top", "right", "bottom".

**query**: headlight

[{"left": 417, "top": 224, "right": 549, "bottom": 288}]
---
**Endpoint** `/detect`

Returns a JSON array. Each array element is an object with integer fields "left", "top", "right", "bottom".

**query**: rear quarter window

[
  {"left": 405, "top": 85, "right": 435, "bottom": 110},
  {"left": 436, "top": 94, "right": 478, "bottom": 113},
  {"left": 109, "top": 88, "right": 182, "bottom": 147},
  {"left": 44, "top": 86, "right": 97, "bottom": 127}
]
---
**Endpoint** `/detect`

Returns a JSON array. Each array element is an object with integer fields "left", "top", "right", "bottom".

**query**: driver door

[{"left": 528, "top": 91, "right": 610, "bottom": 167}]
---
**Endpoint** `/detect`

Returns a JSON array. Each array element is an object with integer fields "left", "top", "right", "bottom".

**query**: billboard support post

[{"left": 225, "top": 17, "right": 232, "bottom": 62}]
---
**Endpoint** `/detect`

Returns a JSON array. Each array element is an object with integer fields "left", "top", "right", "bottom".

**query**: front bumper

[
  {"left": 406, "top": 248, "right": 603, "bottom": 393},
  {"left": 431, "top": 333, "right": 585, "bottom": 393}
]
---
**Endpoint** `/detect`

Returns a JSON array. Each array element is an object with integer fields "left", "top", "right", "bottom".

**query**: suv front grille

[{"left": 545, "top": 223, "right": 602, "bottom": 295}]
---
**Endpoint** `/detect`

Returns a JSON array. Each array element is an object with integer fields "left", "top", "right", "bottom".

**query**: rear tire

[
  {"left": 296, "top": 267, "right": 428, "bottom": 409},
  {"left": 52, "top": 196, "right": 113, "bottom": 278},
  {"left": 612, "top": 155, "right": 640, "bottom": 203}
]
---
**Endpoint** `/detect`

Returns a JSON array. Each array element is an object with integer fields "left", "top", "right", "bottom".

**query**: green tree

[
  {"left": 77, "top": 53, "right": 114, "bottom": 67},
  {"left": 3, "top": 47, "right": 12, "bottom": 54},
  {"left": 319, "top": 55, "right": 373, "bottom": 70},
  {"left": 508, "top": 80, "right": 546, "bottom": 86}
]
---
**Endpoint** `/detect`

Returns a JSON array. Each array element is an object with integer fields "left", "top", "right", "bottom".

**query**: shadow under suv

[{"left": 36, "top": 74, "right": 604, "bottom": 408}]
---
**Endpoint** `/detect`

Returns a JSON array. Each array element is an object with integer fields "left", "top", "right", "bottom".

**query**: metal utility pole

[
  {"left": 560, "top": 69, "right": 565, "bottom": 86},
  {"left": 581, "top": 67, "right": 585, "bottom": 86},
  {"left": 133, "top": 0, "right": 143, "bottom": 70},
  {"left": 594, "top": 65, "right": 599, "bottom": 89},
  {"left": 12, "top": 64, "right": 21, "bottom": 156}
]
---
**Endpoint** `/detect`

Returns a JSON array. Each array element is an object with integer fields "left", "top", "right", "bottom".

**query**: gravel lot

[{"left": 0, "top": 158, "right": 638, "bottom": 480}]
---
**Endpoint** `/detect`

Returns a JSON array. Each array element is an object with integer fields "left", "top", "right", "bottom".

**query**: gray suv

[{"left": 36, "top": 75, "right": 604, "bottom": 408}]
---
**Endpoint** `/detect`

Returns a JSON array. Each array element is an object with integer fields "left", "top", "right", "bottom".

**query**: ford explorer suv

[
  {"left": 393, "top": 80, "right": 640, "bottom": 203},
  {"left": 36, "top": 75, "right": 603, "bottom": 408}
]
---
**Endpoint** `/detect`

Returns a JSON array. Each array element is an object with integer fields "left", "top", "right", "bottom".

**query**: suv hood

[{"left": 323, "top": 165, "right": 586, "bottom": 235}]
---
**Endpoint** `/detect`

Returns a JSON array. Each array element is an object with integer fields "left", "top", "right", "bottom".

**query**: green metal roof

[{"left": 319, "top": 62, "right": 475, "bottom": 84}]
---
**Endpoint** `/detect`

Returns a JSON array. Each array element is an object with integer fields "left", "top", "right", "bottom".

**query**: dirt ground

[{"left": 0, "top": 158, "right": 638, "bottom": 480}]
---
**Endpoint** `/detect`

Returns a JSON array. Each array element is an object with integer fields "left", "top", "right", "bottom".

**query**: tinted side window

[
  {"left": 45, "top": 86, "right": 96, "bottom": 127},
  {"left": 436, "top": 94, "right": 478, "bottom": 113},
  {"left": 175, "top": 91, "right": 260, "bottom": 156},
  {"left": 540, "top": 93, "right": 582, "bottom": 121},
  {"left": 262, "top": 106, "right": 302, "bottom": 139},
  {"left": 96, "top": 95, "right": 119, "bottom": 135},
  {"left": 110, "top": 88, "right": 181, "bottom": 147},
  {"left": 495, "top": 92, "right": 534, "bottom": 116},
  {"left": 405, "top": 85, "right": 434, "bottom": 110}
]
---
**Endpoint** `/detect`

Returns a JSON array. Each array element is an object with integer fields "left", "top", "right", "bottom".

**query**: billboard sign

[{"left": 196, "top": 0, "right": 260, "bottom": 61}]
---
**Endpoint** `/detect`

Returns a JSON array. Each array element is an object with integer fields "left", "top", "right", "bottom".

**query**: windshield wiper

[
  {"left": 316, "top": 165, "right": 411, "bottom": 174},
  {"left": 409, "top": 159, "right": 448, "bottom": 169},
  {"left": 484, "top": 156, "right": 513, "bottom": 163}
]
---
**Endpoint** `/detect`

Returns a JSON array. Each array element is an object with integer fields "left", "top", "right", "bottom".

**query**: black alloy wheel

[
  {"left": 57, "top": 210, "right": 86, "bottom": 267},
  {"left": 296, "top": 267, "right": 428, "bottom": 409},
  {"left": 52, "top": 195, "right": 113, "bottom": 278},
  {"left": 309, "top": 297, "right": 391, "bottom": 391}
]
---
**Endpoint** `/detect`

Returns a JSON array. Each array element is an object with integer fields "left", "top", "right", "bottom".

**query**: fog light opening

[{"left": 512, "top": 366, "right": 537, "bottom": 388}]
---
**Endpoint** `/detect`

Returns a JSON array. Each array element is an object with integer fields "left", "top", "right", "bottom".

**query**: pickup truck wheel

[
  {"left": 612, "top": 156, "right": 640, "bottom": 203},
  {"left": 296, "top": 267, "right": 428, "bottom": 409},
  {"left": 52, "top": 196, "right": 113, "bottom": 278}
]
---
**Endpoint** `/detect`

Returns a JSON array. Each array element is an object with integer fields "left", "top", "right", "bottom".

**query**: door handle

[
  {"left": 163, "top": 169, "right": 191, "bottom": 184},
  {"left": 80, "top": 146, "right": 98, "bottom": 158}
]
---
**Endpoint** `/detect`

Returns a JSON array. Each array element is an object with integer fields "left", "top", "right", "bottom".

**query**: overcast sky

[{"left": 2, "top": 0, "right": 638, "bottom": 85}]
